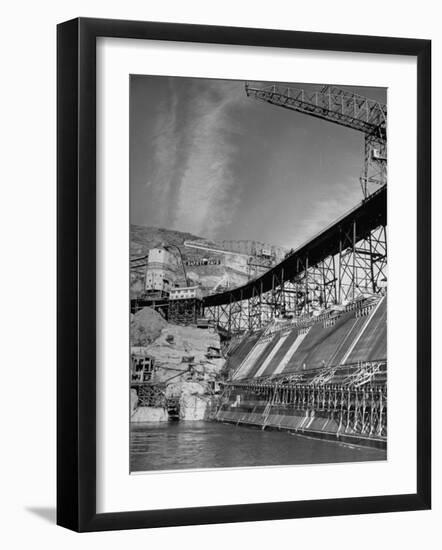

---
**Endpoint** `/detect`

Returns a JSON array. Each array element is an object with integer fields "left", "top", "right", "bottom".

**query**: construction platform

[{"left": 215, "top": 295, "right": 387, "bottom": 446}]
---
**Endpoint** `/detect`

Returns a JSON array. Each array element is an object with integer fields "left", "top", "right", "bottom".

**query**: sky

[{"left": 130, "top": 76, "right": 386, "bottom": 249}]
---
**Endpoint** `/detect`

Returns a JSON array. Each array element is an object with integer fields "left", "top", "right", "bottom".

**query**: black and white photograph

[
  {"left": 129, "top": 75, "right": 388, "bottom": 472},
  {"left": 0, "top": 0, "right": 434, "bottom": 542}
]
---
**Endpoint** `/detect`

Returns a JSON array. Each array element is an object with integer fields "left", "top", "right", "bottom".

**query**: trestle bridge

[{"left": 203, "top": 185, "right": 386, "bottom": 336}]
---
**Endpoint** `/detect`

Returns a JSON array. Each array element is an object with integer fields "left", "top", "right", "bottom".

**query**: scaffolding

[
  {"left": 168, "top": 297, "right": 203, "bottom": 326},
  {"left": 203, "top": 187, "right": 387, "bottom": 334}
]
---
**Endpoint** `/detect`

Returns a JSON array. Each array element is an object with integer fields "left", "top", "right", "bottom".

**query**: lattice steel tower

[{"left": 242, "top": 82, "right": 388, "bottom": 311}]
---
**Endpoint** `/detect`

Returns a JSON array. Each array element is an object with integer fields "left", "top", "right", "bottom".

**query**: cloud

[
  {"left": 133, "top": 76, "right": 378, "bottom": 250},
  {"left": 174, "top": 85, "right": 243, "bottom": 237},
  {"left": 147, "top": 80, "right": 181, "bottom": 228},
  {"left": 284, "top": 179, "right": 362, "bottom": 249},
  {"left": 149, "top": 80, "right": 245, "bottom": 238}
]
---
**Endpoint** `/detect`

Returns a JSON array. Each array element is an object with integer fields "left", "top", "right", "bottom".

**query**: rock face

[
  {"left": 131, "top": 382, "right": 213, "bottom": 422},
  {"left": 130, "top": 309, "right": 225, "bottom": 422},
  {"left": 131, "top": 407, "right": 169, "bottom": 422},
  {"left": 166, "top": 381, "right": 210, "bottom": 420},
  {"left": 130, "top": 389, "right": 138, "bottom": 414},
  {"left": 144, "top": 323, "right": 224, "bottom": 382},
  {"left": 180, "top": 393, "right": 209, "bottom": 420},
  {"left": 131, "top": 307, "right": 168, "bottom": 347}
]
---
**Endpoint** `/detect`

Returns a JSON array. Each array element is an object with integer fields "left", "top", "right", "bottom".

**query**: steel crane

[{"left": 245, "top": 83, "right": 387, "bottom": 198}]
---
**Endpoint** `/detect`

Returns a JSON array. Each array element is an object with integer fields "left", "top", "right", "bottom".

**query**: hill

[{"left": 130, "top": 225, "right": 287, "bottom": 298}]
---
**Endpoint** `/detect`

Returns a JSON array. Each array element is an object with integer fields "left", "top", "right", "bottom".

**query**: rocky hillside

[
  {"left": 131, "top": 225, "right": 287, "bottom": 298},
  {"left": 131, "top": 307, "right": 225, "bottom": 421},
  {"left": 131, "top": 225, "right": 203, "bottom": 258}
]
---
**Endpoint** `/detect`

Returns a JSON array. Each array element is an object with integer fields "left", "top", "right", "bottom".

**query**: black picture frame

[{"left": 57, "top": 17, "right": 431, "bottom": 532}]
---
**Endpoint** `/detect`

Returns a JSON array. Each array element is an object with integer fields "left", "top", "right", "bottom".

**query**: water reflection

[{"left": 130, "top": 421, "right": 386, "bottom": 472}]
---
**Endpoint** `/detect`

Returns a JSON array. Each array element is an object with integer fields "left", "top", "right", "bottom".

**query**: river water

[{"left": 130, "top": 421, "right": 385, "bottom": 472}]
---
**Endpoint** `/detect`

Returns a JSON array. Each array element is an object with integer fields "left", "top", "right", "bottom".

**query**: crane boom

[{"left": 245, "top": 83, "right": 386, "bottom": 140}]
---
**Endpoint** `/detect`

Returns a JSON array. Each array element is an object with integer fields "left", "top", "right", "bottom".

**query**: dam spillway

[{"left": 216, "top": 295, "right": 387, "bottom": 448}]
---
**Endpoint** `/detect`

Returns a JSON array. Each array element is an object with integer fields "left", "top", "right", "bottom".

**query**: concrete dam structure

[
  {"left": 129, "top": 186, "right": 388, "bottom": 446},
  {"left": 201, "top": 183, "right": 388, "bottom": 448},
  {"left": 129, "top": 82, "right": 388, "bottom": 452},
  {"left": 216, "top": 295, "right": 387, "bottom": 447}
]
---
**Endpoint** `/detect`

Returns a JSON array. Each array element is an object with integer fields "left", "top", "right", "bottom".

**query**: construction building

[
  {"left": 168, "top": 285, "right": 203, "bottom": 325},
  {"left": 144, "top": 247, "right": 177, "bottom": 296},
  {"left": 169, "top": 285, "right": 203, "bottom": 301}
]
